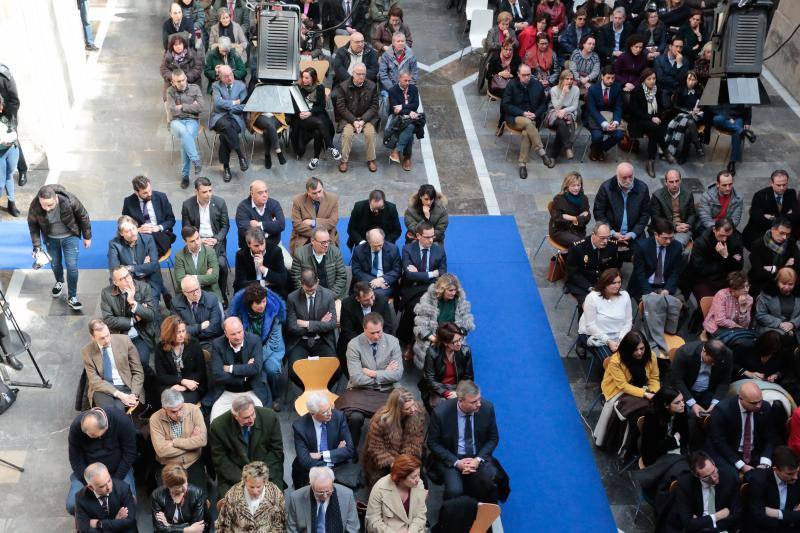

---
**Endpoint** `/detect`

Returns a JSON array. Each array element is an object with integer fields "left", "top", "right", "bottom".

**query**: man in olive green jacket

[
  {"left": 173, "top": 225, "right": 223, "bottom": 300},
  {"left": 290, "top": 227, "right": 348, "bottom": 300}
]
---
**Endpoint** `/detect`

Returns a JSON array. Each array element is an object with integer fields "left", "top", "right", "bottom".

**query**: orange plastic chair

[{"left": 293, "top": 357, "right": 340, "bottom": 416}]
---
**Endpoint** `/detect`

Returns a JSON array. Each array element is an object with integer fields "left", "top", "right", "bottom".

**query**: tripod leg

[{"left": 0, "top": 457, "right": 24, "bottom": 473}]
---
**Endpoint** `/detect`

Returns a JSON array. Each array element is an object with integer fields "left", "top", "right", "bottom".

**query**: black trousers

[
  {"left": 546, "top": 118, "right": 574, "bottom": 158},
  {"left": 218, "top": 253, "right": 229, "bottom": 303},
  {"left": 92, "top": 385, "right": 132, "bottom": 411},
  {"left": 442, "top": 458, "right": 499, "bottom": 503},
  {"left": 212, "top": 116, "right": 242, "bottom": 166},
  {"left": 16, "top": 141, "right": 26, "bottom": 173},
  {"left": 639, "top": 120, "right": 670, "bottom": 159}
]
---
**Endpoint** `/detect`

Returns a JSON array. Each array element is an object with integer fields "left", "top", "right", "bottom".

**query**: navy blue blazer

[
  {"left": 107, "top": 233, "right": 163, "bottom": 285},
  {"left": 387, "top": 83, "right": 419, "bottom": 115},
  {"left": 500, "top": 78, "right": 548, "bottom": 126},
  {"left": 75, "top": 478, "right": 138, "bottom": 533},
  {"left": 595, "top": 21, "right": 633, "bottom": 63},
  {"left": 653, "top": 53, "right": 688, "bottom": 93},
  {"left": 204, "top": 331, "right": 268, "bottom": 406},
  {"left": 234, "top": 196, "right": 285, "bottom": 249},
  {"left": 628, "top": 237, "right": 683, "bottom": 300},
  {"left": 585, "top": 81, "right": 624, "bottom": 129},
  {"left": 400, "top": 242, "right": 447, "bottom": 300},
  {"left": 121, "top": 191, "right": 176, "bottom": 234},
  {"left": 428, "top": 398, "right": 498, "bottom": 468},
  {"left": 170, "top": 291, "right": 224, "bottom": 343},
  {"left": 592, "top": 177, "right": 651, "bottom": 238},
  {"left": 708, "top": 394, "right": 777, "bottom": 470},
  {"left": 291, "top": 409, "right": 355, "bottom": 475},
  {"left": 351, "top": 242, "right": 402, "bottom": 288}
]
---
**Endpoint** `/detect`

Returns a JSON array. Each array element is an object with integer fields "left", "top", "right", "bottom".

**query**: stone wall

[{"left": 765, "top": 2, "right": 800, "bottom": 97}]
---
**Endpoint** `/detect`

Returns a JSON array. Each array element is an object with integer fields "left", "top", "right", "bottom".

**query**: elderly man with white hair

[
  {"left": 170, "top": 274, "right": 224, "bottom": 349},
  {"left": 205, "top": 316, "right": 269, "bottom": 421},
  {"left": 209, "top": 61, "right": 248, "bottom": 182},
  {"left": 592, "top": 161, "right": 651, "bottom": 253},
  {"left": 291, "top": 392, "right": 356, "bottom": 489},
  {"left": 149, "top": 389, "right": 208, "bottom": 488},
  {"left": 108, "top": 214, "right": 169, "bottom": 308},
  {"left": 334, "top": 62, "right": 380, "bottom": 173},
  {"left": 75, "top": 463, "right": 138, "bottom": 532},
  {"left": 286, "top": 466, "right": 361, "bottom": 533}
]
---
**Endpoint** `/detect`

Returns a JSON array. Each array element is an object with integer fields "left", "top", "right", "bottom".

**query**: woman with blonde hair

[
  {"left": 153, "top": 315, "right": 206, "bottom": 404},
  {"left": 545, "top": 69, "right": 580, "bottom": 162},
  {"left": 215, "top": 461, "right": 285, "bottom": 532},
  {"left": 547, "top": 172, "right": 590, "bottom": 247},
  {"left": 485, "top": 11, "right": 519, "bottom": 53},
  {"left": 366, "top": 454, "right": 427, "bottom": 533},
  {"left": 362, "top": 388, "right": 426, "bottom": 488},
  {"left": 412, "top": 273, "right": 475, "bottom": 369}
]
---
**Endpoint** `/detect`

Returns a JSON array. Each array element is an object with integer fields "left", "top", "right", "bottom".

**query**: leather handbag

[{"left": 546, "top": 253, "right": 566, "bottom": 282}]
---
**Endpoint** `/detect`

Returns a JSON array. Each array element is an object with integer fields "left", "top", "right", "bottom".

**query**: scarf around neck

[{"left": 764, "top": 229, "right": 788, "bottom": 258}]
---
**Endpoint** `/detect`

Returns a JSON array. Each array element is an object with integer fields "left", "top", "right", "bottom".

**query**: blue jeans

[
  {"left": 170, "top": 119, "right": 200, "bottom": 176},
  {"left": 712, "top": 115, "right": 744, "bottom": 162},
  {"left": 0, "top": 144, "right": 18, "bottom": 202},
  {"left": 262, "top": 319, "right": 285, "bottom": 404},
  {"left": 46, "top": 235, "right": 80, "bottom": 298},
  {"left": 66, "top": 470, "right": 135, "bottom": 515},
  {"left": 78, "top": 0, "right": 94, "bottom": 46},
  {"left": 590, "top": 127, "right": 624, "bottom": 152},
  {"left": 396, "top": 122, "right": 415, "bottom": 156}
]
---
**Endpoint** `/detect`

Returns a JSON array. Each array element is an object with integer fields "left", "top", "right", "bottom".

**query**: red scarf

[{"left": 525, "top": 45, "right": 553, "bottom": 72}]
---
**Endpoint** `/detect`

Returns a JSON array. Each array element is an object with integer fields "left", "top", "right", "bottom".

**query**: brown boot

[
  {"left": 389, "top": 150, "right": 400, "bottom": 163},
  {"left": 402, "top": 156, "right": 412, "bottom": 171}
]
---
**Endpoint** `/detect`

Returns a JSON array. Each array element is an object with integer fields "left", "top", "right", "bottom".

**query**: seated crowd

[
  {"left": 485, "top": 2, "right": 751, "bottom": 180},
  {"left": 40, "top": 164, "right": 506, "bottom": 531},
  {"left": 554, "top": 160, "right": 800, "bottom": 529}
]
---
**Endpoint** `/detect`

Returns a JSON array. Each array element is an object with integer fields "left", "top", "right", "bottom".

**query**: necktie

[
  {"left": 372, "top": 251, "right": 379, "bottom": 276},
  {"left": 316, "top": 502, "right": 326, "bottom": 533},
  {"left": 464, "top": 414, "right": 475, "bottom": 456},
  {"left": 101, "top": 346, "right": 114, "bottom": 384},
  {"left": 654, "top": 246, "right": 665, "bottom": 285},
  {"left": 141, "top": 201, "right": 151, "bottom": 223},
  {"left": 345, "top": 0, "right": 351, "bottom": 17},
  {"left": 707, "top": 485, "right": 716, "bottom": 514},
  {"left": 514, "top": 2, "right": 521, "bottom": 18},
  {"left": 421, "top": 248, "right": 429, "bottom": 272},
  {"left": 242, "top": 425, "right": 251, "bottom": 446},
  {"left": 743, "top": 412, "right": 753, "bottom": 464},
  {"left": 191, "top": 301, "right": 198, "bottom": 317},
  {"left": 313, "top": 200, "right": 320, "bottom": 215},
  {"left": 100, "top": 496, "right": 109, "bottom": 515},
  {"left": 777, "top": 195, "right": 783, "bottom": 212},
  {"left": 319, "top": 422, "right": 329, "bottom": 452},
  {"left": 603, "top": 88, "right": 609, "bottom": 105},
  {"left": 371, "top": 343, "right": 378, "bottom": 357},
  {"left": 308, "top": 295, "right": 315, "bottom": 315}
]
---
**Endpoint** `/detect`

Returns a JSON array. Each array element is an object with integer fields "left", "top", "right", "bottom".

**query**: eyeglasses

[
  {"left": 698, "top": 466, "right": 718, "bottom": 483},
  {"left": 183, "top": 287, "right": 201, "bottom": 294},
  {"left": 314, "top": 239, "right": 331, "bottom": 245},
  {"left": 313, "top": 489, "right": 333, "bottom": 497}
]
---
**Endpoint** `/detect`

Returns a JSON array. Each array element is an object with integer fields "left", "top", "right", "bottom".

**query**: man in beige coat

[
  {"left": 289, "top": 177, "right": 339, "bottom": 254},
  {"left": 81, "top": 318, "right": 145, "bottom": 411},
  {"left": 149, "top": 389, "right": 208, "bottom": 488}
]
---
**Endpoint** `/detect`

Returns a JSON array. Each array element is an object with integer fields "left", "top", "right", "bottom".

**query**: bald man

[
  {"left": 210, "top": 64, "right": 248, "bottom": 183},
  {"left": 205, "top": 317, "right": 268, "bottom": 420},
  {"left": 708, "top": 381, "right": 778, "bottom": 478},
  {"left": 234, "top": 180, "right": 286, "bottom": 249},
  {"left": 331, "top": 31, "right": 379, "bottom": 85},
  {"left": 171, "top": 274, "right": 223, "bottom": 349},
  {"left": 350, "top": 227, "right": 402, "bottom": 297},
  {"left": 593, "top": 162, "right": 651, "bottom": 253}
]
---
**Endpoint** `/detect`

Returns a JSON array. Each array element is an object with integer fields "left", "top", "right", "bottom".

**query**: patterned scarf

[
  {"left": 643, "top": 84, "right": 658, "bottom": 115},
  {"left": 764, "top": 229, "right": 788, "bottom": 258}
]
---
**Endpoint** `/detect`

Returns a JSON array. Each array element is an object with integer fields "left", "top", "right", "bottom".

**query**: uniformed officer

[{"left": 565, "top": 222, "right": 621, "bottom": 306}]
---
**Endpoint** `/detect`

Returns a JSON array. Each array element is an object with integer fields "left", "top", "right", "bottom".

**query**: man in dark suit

[
  {"left": 742, "top": 170, "right": 798, "bottom": 249},
  {"left": 181, "top": 177, "right": 230, "bottom": 303},
  {"left": 500, "top": 64, "right": 555, "bottom": 179},
  {"left": 108, "top": 215, "right": 170, "bottom": 308},
  {"left": 670, "top": 340, "right": 732, "bottom": 418},
  {"left": 285, "top": 269, "right": 338, "bottom": 387},
  {"left": 66, "top": 407, "right": 138, "bottom": 515},
  {"left": 748, "top": 216, "right": 799, "bottom": 296},
  {"left": 708, "top": 381, "right": 777, "bottom": 477},
  {"left": 233, "top": 227, "right": 288, "bottom": 297},
  {"left": 172, "top": 275, "right": 224, "bottom": 349},
  {"left": 747, "top": 445, "right": 800, "bottom": 532},
  {"left": 234, "top": 179, "right": 285, "bottom": 249},
  {"left": 205, "top": 316, "right": 270, "bottom": 421},
  {"left": 628, "top": 218, "right": 683, "bottom": 301},
  {"left": 666, "top": 451, "right": 741, "bottom": 532},
  {"left": 100, "top": 265, "right": 159, "bottom": 366},
  {"left": 75, "top": 463, "right": 137, "bottom": 532},
  {"left": 686, "top": 218, "right": 744, "bottom": 300},
  {"left": 654, "top": 35, "right": 689, "bottom": 108},
  {"left": 121, "top": 175, "right": 176, "bottom": 256},
  {"left": 291, "top": 392, "right": 356, "bottom": 489},
  {"left": 337, "top": 281, "right": 397, "bottom": 372},
  {"left": 565, "top": 222, "right": 621, "bottom": 306},
  {"left": 428, "top": 380, "right": 503, "bottom": 503},
  {"left": 351, "top": 228, "right": 402, "bottom": 298},
  {"left": 397, "top": 221, "right": 447, "bottom": 346},
  {"left": 322, "top": 0, "right": 369, "bottom": 54},
  {"left": 650, "top": 169, "right": 697, "bottom": 248},
  {"left": 497, "top": 0, "right": 532, "bottom": 32},
  {"left": 585, "top": 66, "right": 624, "bottom": 160},
  {"left": 593, "top": 162, "right": 651, "bottom": 254},
  {"left": 346, "top": 189, "right": 402, "bottom": 249},
  {"left": 595, "top": 7, "right": 632, "bottom": 64},
  {"left": 209, "top": 394, "right": 284, "bottom": 497}
]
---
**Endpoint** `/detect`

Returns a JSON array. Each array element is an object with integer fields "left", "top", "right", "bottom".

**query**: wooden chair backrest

[
  {"left": 299, "top": 59, "right": 330, "bottom": 82},
  {"left": 664, "top": 335, "right": 686, "bottom": 359},
  {"left": 699, "top": 296, "right": 714, "bottom": 318},
  {"left": 293, "top": 357, "right": 340, "bottom": 416},
  {"left": 333, "top": 34, "right": 350, "bottom": 50},
  {"left": 469, "top": 503, "right": 501, "bottom": 533}
]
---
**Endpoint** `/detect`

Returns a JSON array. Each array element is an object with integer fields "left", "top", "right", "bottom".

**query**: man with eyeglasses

[
  {"left": 708, "top": 381, "right": 778, "bottom": 478},
  {"left": 286, "top": 466, "right": 360, "bottom": 533},
  {"left": 171, "top": 275, "right": 223, "bottom": 350},
  {"left": 558, "top": 8, "right": 593, "bottom": 62},
  {"left": 667, "top": 451, "right": 740, "bottom": 531},
  {"left": 290, "top": 393, "right": 356, "bottom": 490},
  {"left": 291, "top": 227, "right": 348, "bottom": 301},
  {"left": 748, "top": 216, "right": 798, "bottom": 297},
  {"left": 173, "top": 225, "right": 223, "bottom": 302},
  {"left": 74, "top": 463, "right": 137, "bottom": 532},
  {"left": 100, "top": 265, "right": 159, "bottom": 366},
  {"left": 746, "top": 445, "right": 800, "bottom": 530},
  {"left": 565, "top": 222, "right": 621, "bottom": 307}
]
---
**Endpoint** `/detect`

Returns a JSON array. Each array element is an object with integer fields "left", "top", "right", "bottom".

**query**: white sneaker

[
  {"left": 329, "top": 147, "right": 342, "bottom": 161},
  {"left": 51, "top": 282, "right": 64, "bottom": 297},
  {"left": 68, "top": 297, "right": 83, "bottom": 310},
  {"left": 308, "top": 158, "right": 320, "bottom": 170}
]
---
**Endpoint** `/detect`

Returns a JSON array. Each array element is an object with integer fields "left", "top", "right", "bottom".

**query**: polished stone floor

[{"left": 2, "top": 0, "right": 800, "bottom": 531}]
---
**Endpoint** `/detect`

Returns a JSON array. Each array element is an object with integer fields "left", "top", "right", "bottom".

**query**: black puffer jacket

[
  {"left": 418, "top": 344, "right": 475, "bottom": 401},
  {"left": 150, "top": 483, "right": 209, "bottom": 532},
  {"left": 27, "top": 185, "right": 92, "bottom": 249}
]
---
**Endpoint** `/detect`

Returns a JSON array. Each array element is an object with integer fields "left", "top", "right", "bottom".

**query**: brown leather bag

[{"left": 546, "top": 253, "right": 566, "bottom": 282}]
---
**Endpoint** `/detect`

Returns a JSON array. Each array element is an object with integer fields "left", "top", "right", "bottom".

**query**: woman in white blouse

[
  {"left": 546, "top": 69, "right": 580, "bottom": 162},
  {"left": 578, "top": 267, "right": 632, "bottom": 359}
]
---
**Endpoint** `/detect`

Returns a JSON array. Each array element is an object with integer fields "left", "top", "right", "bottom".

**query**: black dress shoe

[
  {"left": 265, "top": 153, "right": 272, "bottom": 169},
  {"left": 6, "top": 201, "right": 20, "bottom": 217},
  {"left": 726, "top": 161, "right": 736, "bottom": 176},
  {"left": 238, "top": 156, "right": 249, "bottom": 172},
  {"left": 222, "top": 167, "right": 233, "bottom": 182},
  {"left": 180, "top": 175, "right": 190, "bottom": 189},
  {"left": 518, "top": 166, "right": 528, "bottom": 179},
  {"left": 743, "top": 129, "right": 757, "bottom": 143},
  {"left": 3, "top": 354, "right": 23, "bottom": 371},
  {"left": 646, "top": 160, "right": 656, "bottom": 177},
  {"left": 17, "top": 171, "right": 26, "bottom": 186},
  {"left": 277, "top": 151, "right": 286, "bottom": 165}
]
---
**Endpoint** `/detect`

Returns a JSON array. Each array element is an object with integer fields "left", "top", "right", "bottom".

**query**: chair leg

[
  {"left": 586, "top": 391, "right": 603, "bottom": 414},
  {"left": 584, "top": 355, "right": 595, "bottom": 382},
  {"left": 567, "top": 304, "right": 578, "bottom": 335},
  {"left": 566, "top": 336, "right": 578, "bottom": 357},
  {"left": 170, "top": 136, "right": 175, "bottom": 165},
  {"left": 580, "top": 131, "right": 592, "bottom": 163},
  {"left": 209, "top": 134, "right": 217, "bottom": 167},
  {"left": 711, "top": 132, "right": 721, "bottom": 160},
  {"left": 532, "top": 234, "right": 547, "bottom": 260},
  {"left": 555, "top": 289, "right": 567, "bottom": 309},
  {"left": 619, "top": 455, "right": 639, "bottom": 473}
]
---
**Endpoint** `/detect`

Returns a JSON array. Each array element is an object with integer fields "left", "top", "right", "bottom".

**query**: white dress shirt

[
  {"left": 197, "top": 200, "right": 213, "bottom": 239},
  {"left": 252, "top": 200, "right": 270, "bottom": 238}
]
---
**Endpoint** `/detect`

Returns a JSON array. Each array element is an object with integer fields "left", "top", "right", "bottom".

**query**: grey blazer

[
  {"left": 99, "top": 280, "right": 159, "bottom": 348},
  {"left": 285, "top": 285, "right": 337, "bottom": 353},
  {"left": 285, "top": 484, "right": 360, "bottom": 533},
  {"left": 755, "top": 291, "right": 800, "bottom": 339},
  {"left": 346, "top": 332, "right": 403, "bottom": 390}
]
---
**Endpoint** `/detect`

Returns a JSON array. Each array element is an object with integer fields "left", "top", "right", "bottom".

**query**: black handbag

[{"left": 0, "top": 380, "right": 19, "bottom": 415}]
